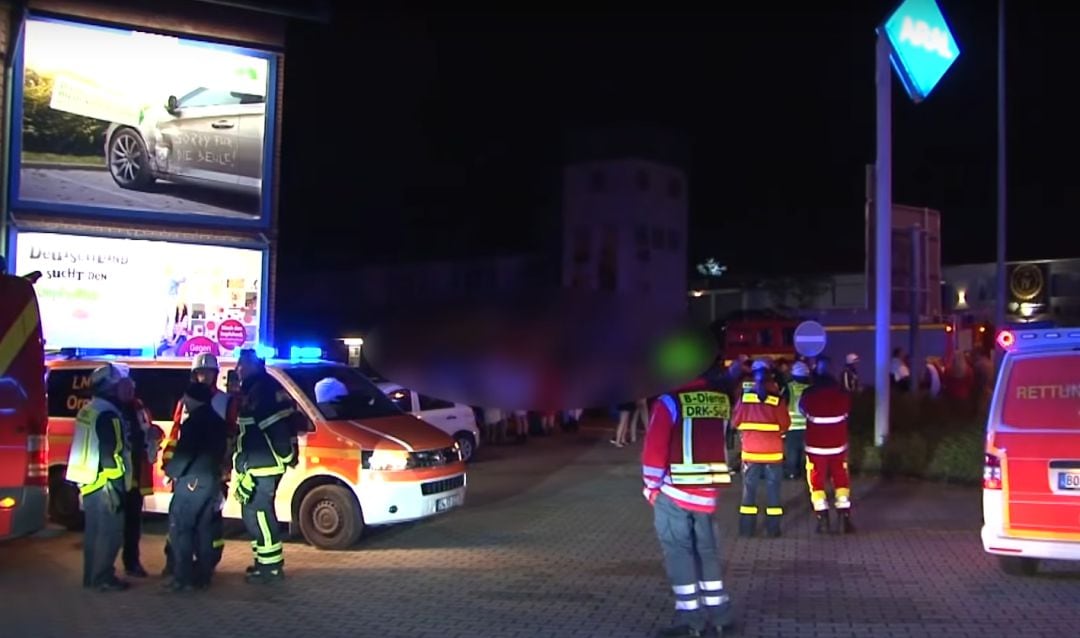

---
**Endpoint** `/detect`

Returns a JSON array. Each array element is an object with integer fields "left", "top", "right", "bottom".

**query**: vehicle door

[
  {"left": 417, "top": 394, "right": 469, "bottom": 434},
  {"left": 158, "top": 88, "right": 243, "bottom": 185}
]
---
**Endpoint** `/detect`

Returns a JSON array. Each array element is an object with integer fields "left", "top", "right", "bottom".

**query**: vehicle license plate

[
  {"left": 436, "top": 495, "right": 458, "bottom": 511},
  {"left": 1058, "top": 472, "right": 1080, "bottom": 490}
]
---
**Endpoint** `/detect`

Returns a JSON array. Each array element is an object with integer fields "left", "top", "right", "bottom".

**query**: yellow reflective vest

[
  {"left": 786, "top": 381, "right": 810, "bottom": 430},
  {"left": 66, "top": 398, "right": 131, "bottom": 495}
]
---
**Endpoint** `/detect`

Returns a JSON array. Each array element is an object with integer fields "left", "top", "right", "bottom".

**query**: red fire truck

[{"left": 0, "top": 270, "right": 48, "bottom": 541}]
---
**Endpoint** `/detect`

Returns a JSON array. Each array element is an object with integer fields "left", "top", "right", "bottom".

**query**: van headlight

[{"left": 363, "top": 449, "right": 413, "bottom": 471}]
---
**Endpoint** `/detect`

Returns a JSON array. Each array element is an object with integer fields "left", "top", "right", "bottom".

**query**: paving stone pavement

[{"left": 2, "top": 429, "right": 1080, "bottom": 638}]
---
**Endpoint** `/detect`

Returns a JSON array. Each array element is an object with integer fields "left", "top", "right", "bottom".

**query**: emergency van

[
  {"left": 0, "top": 271, "right": 48, "bottom": 541},
  {"left": 982, "top": 327, "right": 1080, "bottom": 575},
  {"left": 45, "top": 356, "right": 466, "bottom": 550}
]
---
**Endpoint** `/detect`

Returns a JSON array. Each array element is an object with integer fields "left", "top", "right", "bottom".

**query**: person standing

[
  {"left": 732, "top": 361, "right": 790, "bottom": 538},
  {"left": 65, "top": 364, "right": 132, "bottom": 592},
  {"left": 234, "top": 349, "right": 298, "bottom": 583},
  {"left": 164, "top": 383, "right": 227, "bottom": 591},
  {"left": 798, "top": 373, "right": 854, "bottom": 534},
  {"left": 643, "top": 369, "right": 734, "bottom": 637},
  {"left": 841, "top": 353, "right": 861, "bottom": 394},
  {"left": 780, "top": 362, "right": 811, "bottom": 481},
  {"left": 116, "top": 375, "right": 162, "bottom": 579}
]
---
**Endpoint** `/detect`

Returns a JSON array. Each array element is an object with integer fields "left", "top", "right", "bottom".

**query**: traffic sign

[
  {"left": 882, "top": 0, "right": 961, "bottom": 102},
  {"left": 793, "top": 321, "right": 827, "bottom": 357}
]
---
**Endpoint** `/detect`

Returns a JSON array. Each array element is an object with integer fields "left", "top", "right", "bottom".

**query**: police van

[{"left": 982, "top": 328, "right": 1080, "bottom": 575}]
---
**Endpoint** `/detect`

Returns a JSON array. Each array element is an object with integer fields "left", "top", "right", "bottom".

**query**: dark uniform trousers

[
  {"left": 122, "top": 489, "right": 144, "bottom": 571},
  {"left": 242, "top": 475, "right": 284, "bottom": 568},
  {"left": 168, "top": 475, "right": 220, "bottom": 587},
  {"left": 83, "top": 489, "right": 124, "bottom": 588}
]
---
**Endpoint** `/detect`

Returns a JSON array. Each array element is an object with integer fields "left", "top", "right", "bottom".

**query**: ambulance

[
  {"left": 45, "top": 353, "right": 467, "bottom": 550},
  {"left": 982, "top": 327, "right": 1080, "bottom": 575}
]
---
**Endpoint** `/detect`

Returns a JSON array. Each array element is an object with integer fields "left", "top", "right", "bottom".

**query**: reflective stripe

[
  {"left": 810, "top": 489, "right": 827, "bottom": 502},
  {"left": 0, "top": 298, "right": 38, "bottom": 377},
  {"left": 669, "top": 474, "right": 731, "bottom": 485},
  {"left": 812, "top": 500, "right": 828, "bottom": 512},
  {"left": 660, "top": 395, "right": 679, "bottom": 422},
  {"left": 805, "top": 444, "right": 848, "bottom": 455},
  {"left": 258, "top": 408, "right": 295, "bottom": 430},
  {"left": 703, "top": 595, "right": 729, "bottom": 607},
  {"left": 808, "top": 414, "right": 847, "bottom": 424},
  {"left": 737, "top": 422, "right": 780, "bottom": 432},
  {"left": 672, "top": 584, "right": 697, "bottom": 595},
  {"left": 765, "top": 396, "right": 780, "bottom": 406},
  {"left": 787, "top": 422, "right": 807, "bottom": 431},
  {"left": 766, "top": 507, "right": 783, "bottom": 516},
  {"left": 699, "top": 580, "right": 723, "bottom": 591},
  {"left": 741, "top": 392, "right": 780, "bottom": 405},
  {"left": 670, "top": 462, "right": 729, "bottom": 473},
  {"left": 675, "top": 600, "right": 700, "bottom": 611},
  {"left": 682, "top": 417, "right": 694, "bottom": 465},
  {"left": 835, "top": 501, "right": 852, "bottom": 510},
  {"left": 742, "top": 452, "right": 783, "bottom": 462},
  {"left": 659, "top": 484, "right": 717, "bottom": 507},
  {"left": 739, "top": 505, "right": 758, "bottom": 515},
  {"left": 248, "top": 464, "right": 285, "bottom": 477},
  {"left": 643, "top": 465, "right": 667, "bottom": 478},
  {"left": 835, "top": 487, "right": 851, "bottom": 499}
]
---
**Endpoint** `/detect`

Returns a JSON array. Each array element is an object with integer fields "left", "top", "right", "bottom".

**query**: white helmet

[
  {"left": 792, "top": 362, "right": 811, "bottom": 378},
  {"left": 192, "top": 353, "right": 219, "bottom": 371},
  {"left": 90, "top": 363, "right": 127, "bottom": 391}
]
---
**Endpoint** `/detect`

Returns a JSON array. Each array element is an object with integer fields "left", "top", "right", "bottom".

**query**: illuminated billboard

[
  {"left": 13, "top": 231, "right": 266, "bottom": 352},
  {"left": 11, "top": 15, "right": 278, "bottom": 227}
]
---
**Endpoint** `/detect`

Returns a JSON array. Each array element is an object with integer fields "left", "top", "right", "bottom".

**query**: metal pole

[
  {"left": 995, "top": 0, "right": 1007, "bottom": 365},
  {"left": 874, "top": 35, "right": 893, "bottom": 447},
  {"left": 909, "top": 227, "right": 922, "bottom": 394}
]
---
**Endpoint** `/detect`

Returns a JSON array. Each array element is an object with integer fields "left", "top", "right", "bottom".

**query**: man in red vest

[
  {"left": 643, "top": 366, "right": 734, "bottom": 638},
  {"left": 732, "top": 360, "right": 790, "bottom": 538},
  {"left": 798, "top": 369, "right": 855, "bottom": 534}
]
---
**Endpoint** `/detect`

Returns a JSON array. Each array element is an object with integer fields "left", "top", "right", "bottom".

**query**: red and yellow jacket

[
  {"left": 798, "top": 384, "right": 851, "bottom": 455},
  {"left": 732, "top": 390, "right": 790, "bottom": 463}
]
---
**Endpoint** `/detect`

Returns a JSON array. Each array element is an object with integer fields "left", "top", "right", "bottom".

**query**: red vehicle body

[{"left": 0, "top": 272, "right": 48, "bottom": 541}]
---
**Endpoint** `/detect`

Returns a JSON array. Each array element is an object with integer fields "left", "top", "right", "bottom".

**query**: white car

[{"left": 377, "top": 383, "right": 481, "bottom": 462}]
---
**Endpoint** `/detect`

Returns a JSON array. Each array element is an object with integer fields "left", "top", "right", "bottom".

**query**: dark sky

[{"left": 276, "top": 1, "right": 1080, "bottom": 278}]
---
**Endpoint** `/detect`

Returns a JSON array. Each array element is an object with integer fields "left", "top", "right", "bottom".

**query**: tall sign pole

[
  {"left": 875, "top": 0, "right": 961, "bottom": 446},
  {"left": 995, "top": 0, "right": 1007, "bottom": 369},
  {"left": 874, "top": 35, "right": 892, "bottom": 447}
]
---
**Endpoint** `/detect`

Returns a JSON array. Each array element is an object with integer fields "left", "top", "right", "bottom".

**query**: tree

[{"left": 21, "top": 69, "right": 108, "bottom": 157}]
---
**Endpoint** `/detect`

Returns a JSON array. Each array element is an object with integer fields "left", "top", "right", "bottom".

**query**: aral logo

[{"left": 898, "top": 16, "right": 954, "bottom": 60}]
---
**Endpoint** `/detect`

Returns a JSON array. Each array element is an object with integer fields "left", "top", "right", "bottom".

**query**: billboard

[
  {"left": 11, "top": 15, "right": 278, "bottom": 227},
  {"left": 866, "top": 204, "right": 942, "bottom": 316},
  {"left": 12, "top": 231, "right": 266, "bottom": 352}
]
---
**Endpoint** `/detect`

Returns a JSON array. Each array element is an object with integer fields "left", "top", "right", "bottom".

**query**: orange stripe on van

[{"left": 0, "top": 300, "right": 38, "bottom": 377}]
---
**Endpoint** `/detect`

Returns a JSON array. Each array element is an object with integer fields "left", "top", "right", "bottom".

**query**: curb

[{"left": 22, "top": 161, "right": 107, "bottom": 171}]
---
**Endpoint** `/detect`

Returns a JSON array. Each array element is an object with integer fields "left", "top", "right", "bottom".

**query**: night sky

[{"left": 276, "top": 1, "right": 1080, "bottom": 279}]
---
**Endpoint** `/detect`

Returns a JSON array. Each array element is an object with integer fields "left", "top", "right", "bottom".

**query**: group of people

[
  {"left": 477, "top": 408, "right": 584, "bottom": 445},
  {"left": 65, "top": 349, "right": 300, "bottom": 593},
  {"left": 641, "top": 353, "right": 858, "bottom": 637}
]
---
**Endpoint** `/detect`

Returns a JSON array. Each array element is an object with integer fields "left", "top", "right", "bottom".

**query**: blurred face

[
  {"left": 194, "top": 369, "right": 219, "bottom": 387},
  {"left": 226, "top": 372, "right": 240, "bottom": 394},
  {"left": 238, "top": 356, "right": 262, "bottom": 380},
  {"left": 116, "top": 377, "right": 136, "bottom": 403}
]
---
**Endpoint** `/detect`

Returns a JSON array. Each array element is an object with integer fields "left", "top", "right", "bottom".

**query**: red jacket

[
  {"left": 732, "top": 391, "right": 789, "bottom": 463},
  {"left": 641, "top": 379, "right": 731, "bottom": 514},
  {"left": 130, "top": 399, "right": 164, "bottom": 495},
  {"left": 798, "top": 384, "right": 851, "bottom": 455}
]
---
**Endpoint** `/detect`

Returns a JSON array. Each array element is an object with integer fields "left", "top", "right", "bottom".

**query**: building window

[
  {"left": 651, "top": 227, "right": 664, "bottom": 250},
  {"left": 667, "top": 229, "right": 681, "bottom": 251},
  {"left": 636, "top": 170, "right": 650, "bottom": 191},
  {"left": 590, "top": 170, "right": 606, "bottom": 192},
  {"left": 668, "top": 177, "right": 683, "bottom": 199}
]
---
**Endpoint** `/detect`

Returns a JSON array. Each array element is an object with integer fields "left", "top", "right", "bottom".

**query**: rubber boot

[
  {"left": 839, "top": 510, "right": 855, "bottom": 534},
  {"left": 814, "top": 511, "right": 830, "bottom": 534},
  {"left": 738, "top": 514, "right": 756, "bottom": 538}
]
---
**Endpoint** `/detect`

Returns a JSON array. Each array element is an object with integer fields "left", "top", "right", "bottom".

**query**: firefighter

[
  {"left": 643, "top": 367, "right": 734, "bottom": 638},
  {"left": 65, "top": 364, "right": 132, "bottom": 591},
  {"left": 116, "top": 375, "right": 163, "bottom": 578},
  {"left": 780, "top": 362, "right": 811, "bottom": 480},
  {"left": 732, "top": 360, "right": 790, "bottom": 538},
  {"left": 162, "top": 353, "right": 237, "bottom": 579},
  {"left": 234, "top": 348, "right": 298, "bottom": 583},
  {"left": 841, "top": 353, "right": 861, "bottom": 394},
  {"left": 164, "top": 383, "right": 227, "bottom": 591},
  {"left": 799, "top": 369, "right": 855, "bottom": 533}
]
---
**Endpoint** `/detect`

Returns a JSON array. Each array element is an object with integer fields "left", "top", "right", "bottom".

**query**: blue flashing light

[
  {"left": 289, "top": 346, "right": 322, "bottom": 361},
  {"left": 254, "top": 344, "right": 277, "bottom": 360},
  {"left": 139, "top": 347, "right": 154, "bottom": 358}
]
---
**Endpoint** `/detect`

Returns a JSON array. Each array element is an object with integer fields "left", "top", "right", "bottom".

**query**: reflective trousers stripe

[
  {"left": 742, "top": 452, "right": 782, "bottom": 462},
  {"left": 739, "top": 505, "right": 758, "bottom": 515},
  {"left": 766, "top": 507, "right": 783, "bottom": 516}
]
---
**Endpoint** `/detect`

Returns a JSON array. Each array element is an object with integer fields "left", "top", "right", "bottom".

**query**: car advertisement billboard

[
  {"left": 11, "top": 15, "right": 278, "bottom": 227},
  {"left": 12, "top": 231, "right": 266, "bottom": 352}
]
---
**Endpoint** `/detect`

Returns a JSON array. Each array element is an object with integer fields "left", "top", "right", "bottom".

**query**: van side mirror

[{"left": 166, "top": 95, "right": 179, "bottom": 114}]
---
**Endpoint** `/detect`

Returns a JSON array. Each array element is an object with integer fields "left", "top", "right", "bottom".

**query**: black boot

[
  {"left": 245, "top": 564, "right": 285, "bottom": 584},
  {"left": 839, "top": 510, "right": 855, "bottom": 534},
  {"left": 814, "top": 511, "right": 830, "bottom": 534}
]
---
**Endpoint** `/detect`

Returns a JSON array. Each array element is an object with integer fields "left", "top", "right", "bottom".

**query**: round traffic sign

[{"left": 793, "top": 321, "right": 827, "bottom": 357}]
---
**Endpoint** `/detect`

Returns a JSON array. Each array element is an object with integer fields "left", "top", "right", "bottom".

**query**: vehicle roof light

[
  {"left": 290, "top": 346, "right": 322, "bottom": 361},
  {"left": 254, "top": 344, "right": 277, "bottom": 360},
  {"left": 997, "top": 327, "right": 1080, "bottom": 351},
  {"left": 996, "top": 330, "right": 1015, "bottom": 350}
]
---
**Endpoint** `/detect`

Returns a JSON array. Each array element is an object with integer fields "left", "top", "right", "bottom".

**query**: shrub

[
  {"left": 924, "top": 431, "right": 984, "bottom": 484},
  {"left": 22, "top": 69, "right": 108, "bottom": 157}
]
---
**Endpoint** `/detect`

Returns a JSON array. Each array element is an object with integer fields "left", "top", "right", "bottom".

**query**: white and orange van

[
  {"left": 45, "top": 356, "right": 466, "bottom": 550},
  {"left": 982, "top": 327, "right": 1080, "bottom": 575}
]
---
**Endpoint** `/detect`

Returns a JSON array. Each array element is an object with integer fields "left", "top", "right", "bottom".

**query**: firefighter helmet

[{"left": 191, "top": 353, "right": 219, "bottom": 371}]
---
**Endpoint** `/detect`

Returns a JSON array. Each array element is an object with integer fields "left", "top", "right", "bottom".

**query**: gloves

[
  {"left": 102, "top": 481, "right": 123, "bottom": 514},
  {"left": 234, "top": 472, "right": 255, "bottom": 505}
]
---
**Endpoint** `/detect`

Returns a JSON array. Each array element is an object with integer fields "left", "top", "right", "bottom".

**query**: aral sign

[{"left": 882, "top": 0, "right": 961, "bottom": 102}]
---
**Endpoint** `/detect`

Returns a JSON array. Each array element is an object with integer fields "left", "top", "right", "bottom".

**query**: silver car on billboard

[{"left": 104, "top": 86, "right": 265, "bottom": 195}]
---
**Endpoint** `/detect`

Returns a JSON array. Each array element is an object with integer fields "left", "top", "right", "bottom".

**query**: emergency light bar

[
  {"left": 996, "top": 328, "right": 1080, "bottom": 351},
  {"left": 289, "top": 346, "right": 323, "bottom": 361}
]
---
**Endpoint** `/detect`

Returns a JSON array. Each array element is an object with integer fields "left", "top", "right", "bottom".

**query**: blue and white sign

[
  {"left": 793, "top": 321, "right": 827, "bottom": 358},
  {"left": 881, "top": 0, "right": 961, "bottom": 102}
]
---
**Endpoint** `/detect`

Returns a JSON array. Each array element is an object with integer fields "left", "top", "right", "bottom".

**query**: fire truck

[{"left": 0, "top": 270, "right": 48, "bottom": 541}]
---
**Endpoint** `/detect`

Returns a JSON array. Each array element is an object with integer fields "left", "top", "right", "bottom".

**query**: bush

[
  {"left": 22, "top": 69, "right": 109, "bottom": 157},
  {"left": 924, "top": 431, "right": 984, "bottom": 484}
]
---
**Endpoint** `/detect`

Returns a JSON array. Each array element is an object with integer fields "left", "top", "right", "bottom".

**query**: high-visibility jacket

[
  {"left": 799, "top": 384, "right": 851, "bottom": 455},
  {"left": 66, "top": 397, "right": 132, "bottom": 495},
  {"left": 234, "top": 371, "right": 298, "bottom": 477},
  {"left": 784, "top": 379, "right": 811, "bottom": 431},
  {"left": 731, "top": 391, "right": 790, "bottom": 463},
  {"left": 641, "top": 380, "right": 731, "bottom": 513}
]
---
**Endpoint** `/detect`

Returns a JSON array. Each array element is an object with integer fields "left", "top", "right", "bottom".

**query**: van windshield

[
  {"left": 282, "top": 364, "right": 403, "bottom": 421},
  {"left": 1001, "top": 353, "right": 1080, "bottom": 429}
]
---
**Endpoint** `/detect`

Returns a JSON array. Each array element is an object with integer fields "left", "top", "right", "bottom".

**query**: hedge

[{"left": 846, "top": 391, "right": 986, "bottom": 485}]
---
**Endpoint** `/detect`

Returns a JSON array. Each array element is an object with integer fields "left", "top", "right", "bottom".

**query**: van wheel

[
  {"left": 298, "top": 485, "right": 364, "bottom": 550},
  {"left": 48, "top": 468, "right": 84, "bottom": 531},
  {"left": 454, "top": 432, "right": 476, "bottom": 463},
  {"left": 999, "top": 556, "right": 1039, "bottom": 576}
]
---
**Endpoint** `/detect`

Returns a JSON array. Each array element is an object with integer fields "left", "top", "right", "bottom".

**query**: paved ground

[
  {"left": 19, "top": 166, "right": 259, "bottom": 218},
  {"left": 3, "top": 427, "right": 1080, "bottom": 638}
]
